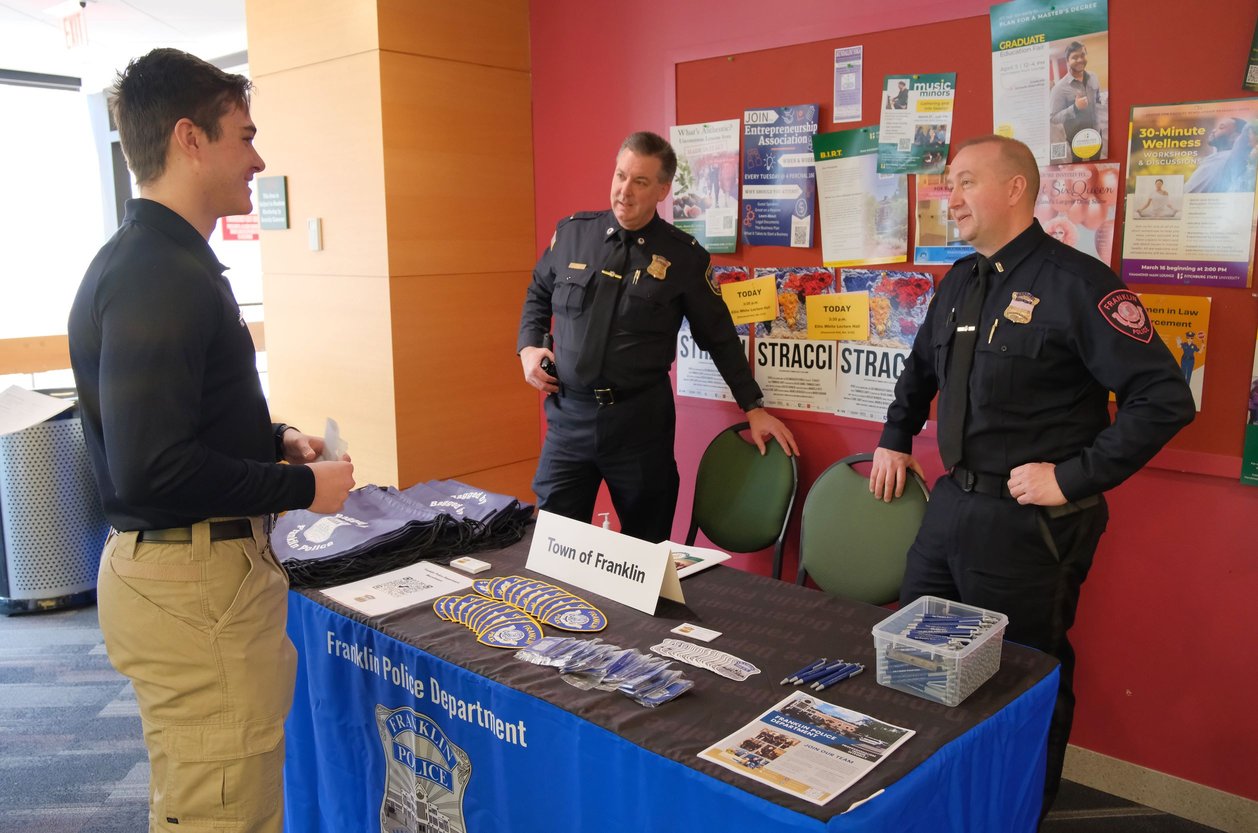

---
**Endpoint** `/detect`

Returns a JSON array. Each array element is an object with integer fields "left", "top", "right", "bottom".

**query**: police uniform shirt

[
  {"left": 69, "top": 198, "right": 315, "bottom": 530},
  {"left": 517, "top": 209, "right": 761, "bottom": 407},
  {"left": 880, "top": 219, "right": 1194, "bottom": 501}
]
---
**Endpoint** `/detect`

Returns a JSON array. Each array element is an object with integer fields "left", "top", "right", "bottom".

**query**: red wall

[{"left": 530, "top": 0, "right": 1258, "bottom": 800}]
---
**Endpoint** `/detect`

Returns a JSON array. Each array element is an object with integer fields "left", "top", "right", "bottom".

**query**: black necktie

[
  {"left": 937, "top": 256, "right": 990, "bottom": 469},
  {"left": 574, "top": 229, "right": 631, "bottom": 387}
]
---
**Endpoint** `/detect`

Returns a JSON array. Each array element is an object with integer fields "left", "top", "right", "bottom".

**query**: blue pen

[
  {"left": 813, "top": 664, "right": 864, "bottom": 690},
  {"left": 811, "top": 662, "right": 860, "bottom": 686},
  {"left": 794, "top": 660, "right": 850, "bottom": 685},
  {"left": 780, "top": 658, "right": 826, "bottom": 685}
]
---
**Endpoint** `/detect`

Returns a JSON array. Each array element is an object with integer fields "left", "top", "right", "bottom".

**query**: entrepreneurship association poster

[
  {"left": 991, "top": 0, "right": 1110, "bottom": 165},
  {"left": 742, "top": 105, "right": 820, "bottom": 248},
  {"left": 670, "top": 120, "right": 740, "bottom": 254},
  {"left": 1121, "top": 99, "right": 1258, "bottom": 288},
  {"left": 813, "top": 128, "right": 908, "bottom": 268}
]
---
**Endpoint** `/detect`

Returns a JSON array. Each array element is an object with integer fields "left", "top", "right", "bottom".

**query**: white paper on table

[
  {"left": 320, "top": 562, "right": 473, "bottom": 616},
  {"left": 320, "top": 416, "right": 349, "bottom": 461},
  {"left": 0, "top": 386, "right": 73, "bottom": 437}
]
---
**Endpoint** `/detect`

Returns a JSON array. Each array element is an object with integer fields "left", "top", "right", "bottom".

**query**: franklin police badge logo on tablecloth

[
  {"left": 377, "top": 704, "right": 471, "bottom": 833},
  {"left": 1003, "top": 291, "right": 1039, "bottom": 324},
  {"left": 647, "top": 254, "right": 670, "bottom": 280},
  {"left": 1097, "top": 289, "right": 1153, "bottom": 343}
]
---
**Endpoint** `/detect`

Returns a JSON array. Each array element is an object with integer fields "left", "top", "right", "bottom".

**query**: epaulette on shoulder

[
  {"left": 663, "top": 222, "right": 698, "bottom": 246},
  {"left": 558, "top": 211, "right": 603, "bottom": 228}
]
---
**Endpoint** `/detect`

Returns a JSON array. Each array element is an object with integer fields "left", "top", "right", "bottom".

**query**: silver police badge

[{"left": 377, "top": 704, "right": 471, "bottom": 833}]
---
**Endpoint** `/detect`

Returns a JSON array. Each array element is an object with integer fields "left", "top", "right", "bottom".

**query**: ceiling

[{"left": 0, "top": 0, "right": 248, "bottom": 91}]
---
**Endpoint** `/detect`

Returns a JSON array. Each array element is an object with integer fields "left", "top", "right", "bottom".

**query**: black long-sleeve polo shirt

[{"left": 68, "top": 198, "right": 314, "bottom": 530}]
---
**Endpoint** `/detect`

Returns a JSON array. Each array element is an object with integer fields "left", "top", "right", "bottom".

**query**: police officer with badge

[
  {"left": 868, "top": 135, "right": 1193, "bottom": 817},
  {"left": 518, "top": 132, "right": 797, "bottom": 542}
]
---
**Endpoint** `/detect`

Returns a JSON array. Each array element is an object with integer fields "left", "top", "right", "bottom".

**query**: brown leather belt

[{"left": 136, "top": 518, "right": 254, "bottom": 543}]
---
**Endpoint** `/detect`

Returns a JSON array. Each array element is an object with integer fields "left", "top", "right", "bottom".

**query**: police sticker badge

[
  {"left": 1003, "top": 291, "right": 1040, "bottom": 324},
  {"left": 1097, "top": 289, "right": 1153, "bottom": 343},
  {"left": 647, "top": 254, "right": 670, "bottom": 280},
  {"left": 377, "top": 704, "right": 470, "bottom": 833}
]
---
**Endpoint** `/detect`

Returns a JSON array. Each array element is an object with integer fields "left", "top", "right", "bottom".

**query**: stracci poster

[
  {"left": 698, "top": 690, "right": 914, "bottom": 806},
  {"left": 834, "top": 270, "right": 935, "bottom": 422},
  {"left": 753, "top": 267, "right": 839, "bottom": 411},
  {"left": 1121, "top": 99, "right": 1258, "bottom": 288},
  {"left": 878, "top": 73, "right": 956, "bottom": 174},
  {"left": 670, "top": 120, "right": 740, "bottom": 254},
  {"left": 1138, "top": 293, "right": 1210, "bottom": 411},
  {"left": 676, "top": 318, "right": 748, "bottom": 403},
  {"left": 914, "top": 170, "right": 975, "bottom": 265},
  {"left": 1034, "top": 162, "right": 1120, "bottom": 263},
  {"left": 991, "top": 0, "right": 1109, "bottom": 165},
  {"left": 1243, "top": 329, "right": 1258, "bottom": 486},
  {"left": 833, "top": 46, "right": 863, "bottom": 123},
  {"left": 742, "top": 105, "right": 820, "bottom": 248},
  {"left": 813, "top": 128, "right": 908, "bottom": 267}
]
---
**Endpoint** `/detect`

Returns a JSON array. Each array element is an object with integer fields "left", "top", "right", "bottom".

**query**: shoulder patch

[
  {"left": 1097, "top": 289, "right": 1153, "bottom": 343},
  {"left": 705, "top": 264, "right": 720, "bottom": 295}
]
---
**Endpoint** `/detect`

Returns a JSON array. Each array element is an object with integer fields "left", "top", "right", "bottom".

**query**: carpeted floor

[{"left": 0, "top": 603, "right": 1227, "bottom": 833}]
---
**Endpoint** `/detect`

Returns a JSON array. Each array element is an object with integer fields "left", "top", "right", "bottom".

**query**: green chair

[
  {"left": 684, "top": 422, "right": 798, "bottom": 580},
  {"left": 796, "top": 453, "right": 929, "bottom": 605}
]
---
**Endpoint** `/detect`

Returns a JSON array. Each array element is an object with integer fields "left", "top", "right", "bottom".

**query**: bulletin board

[{"left": 675, "top": 1, "right": 1258, "bottom": 473}]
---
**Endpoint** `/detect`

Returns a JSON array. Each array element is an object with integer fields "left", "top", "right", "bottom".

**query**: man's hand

[
  {"left": 745, "top": 408, "right": 799, "bottom": 457},
  {"left": 1007, "top": 462, "right": 1067, "bottom": 506},
  {"left": 308, "top": 459, "right": 355, "bottom": 514},
  {"left": 281, "top": 428, "right": 322, "bottom": 464},
  {"left": 1075, "top": 95, "right": 1089, "bottom": 110},
  {"left": 869, "top": 446, "right": 925, "bottom": 503},
  {"left": 520, "top": 346, "right": 558, "bottom": 394}
]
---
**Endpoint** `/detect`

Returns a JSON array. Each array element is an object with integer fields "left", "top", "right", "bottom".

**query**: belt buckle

[{"left": 594, "top": 387, "right": 615, "bottom": 406}]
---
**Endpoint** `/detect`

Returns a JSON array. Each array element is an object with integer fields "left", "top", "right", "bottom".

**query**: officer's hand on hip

[
  {"left": 869, "top": 446, "right": 923, "bottom": 503},
  {"left": 746, "top": 407, "right": 799, "bottom": 457},
  {"left": 1008, "top": 462, "right": 1067, "bottom": 506},
  {"left": 520, "top": 346, "right": 558, "bottom": 394},
  {"left": 308, "top": 459, "right": 355, "bottom": 514}
]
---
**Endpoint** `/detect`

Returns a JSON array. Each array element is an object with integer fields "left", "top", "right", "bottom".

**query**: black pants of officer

[
  {"left": 900, "top": 473, "right": 1109, "bottom": 819},
  {"left": 532, "top": 379, "right": 680, "bottom": 543}
]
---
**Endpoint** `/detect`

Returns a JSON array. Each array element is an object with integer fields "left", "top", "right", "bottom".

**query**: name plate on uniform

[
  {"left": 721, "top": 275, "right": 778, "bottom": 326},
  {"left": 526, "top": 511, "right": 683, "bottom": 615}
]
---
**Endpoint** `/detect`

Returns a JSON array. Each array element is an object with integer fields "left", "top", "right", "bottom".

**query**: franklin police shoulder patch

[{"left": 1097, "top": 289, "right": 1153, "bottom": 343}]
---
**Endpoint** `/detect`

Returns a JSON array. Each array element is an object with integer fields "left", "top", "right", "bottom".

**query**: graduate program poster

[
  {"left": 878, "top": 72, "right": 956, "bottom": 174},
  {"left": 742, "top": 105, "right": 820, "bottom": 248},
  {"left": 813, "top": 128, "right": 908, "bottom": 267},
  {"left": 1121, "top": 99, "right": 1258, "bottom": 289},
  {"left": 670, "top": 120, "right": 740, "bottom": 254},
  {"left": 991, "top": 0, "right": 1110, "bottom": 165}
]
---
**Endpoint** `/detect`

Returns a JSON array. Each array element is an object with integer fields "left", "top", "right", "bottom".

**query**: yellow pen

[{"left": 988, "top": 318, "right": 999, "bottom": 344}]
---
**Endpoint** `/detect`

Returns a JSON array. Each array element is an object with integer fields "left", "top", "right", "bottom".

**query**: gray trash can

[{"left": 0, "top": 399, "right": 107, "bottom": 615}]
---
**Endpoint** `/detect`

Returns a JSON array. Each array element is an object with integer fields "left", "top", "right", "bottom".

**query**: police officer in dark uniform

[
  {"left": 518, "top": 132, "right": 797, "bottom": 542},
  {"left": 869, "top": 135, "right": 1194, "bottom": 817}
]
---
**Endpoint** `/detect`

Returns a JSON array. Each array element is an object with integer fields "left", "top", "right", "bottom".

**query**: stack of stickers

[
  {"left": 651, "top": 638, "right": 761, "bottom": 681},
  {"left": 433, "top": 575, "right": 607, "bottom": 649}
]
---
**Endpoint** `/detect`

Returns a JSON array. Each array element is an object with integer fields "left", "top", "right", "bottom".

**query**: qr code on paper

[
  {"left": 897, "top": 138, "right": 911, "bottom": 152},
  {"left": 373, "top": 577, "right": 436, "bottom": 598},
  {"left": 1247, "top": 65, "right": 1258, "bottom": 84},
  {"left": 1050, "top": 141, "right": 1068, "bottom": 162},
  {"left": 792, "top": 224, "right": 809, "bottom": 246}
]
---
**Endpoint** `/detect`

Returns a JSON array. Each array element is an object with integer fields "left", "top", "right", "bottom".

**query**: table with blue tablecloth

[{"left": 283, "top": 530, "right": 1056, "bottom": 833}]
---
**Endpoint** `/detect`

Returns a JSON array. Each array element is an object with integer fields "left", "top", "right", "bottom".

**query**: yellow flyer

[
  {"left": 720, "top": 274, "right": 777, "bottom": 326},
  {"left": 1138, "top": 293, "right": 1210, "bottom": 411},
  {"left": 806, "top": 292, "right": 870, "bottom": 340}
]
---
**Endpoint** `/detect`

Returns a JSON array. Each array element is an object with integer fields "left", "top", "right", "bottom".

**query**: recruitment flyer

[
  {"left": 991, "top": 0, "right": 1110, "bottom": 165},
  {"left": 1138, "top": 293, "right": 1210, "bottom": 411},
  {"left": 698, "top": 690, "right": 914, "bottom": 806},
  {"left": 813, "top": 128, "right": 908, "bottom": 267},
  {"left": 742, "top": 105, "right": 820, "bottom": 248},
  {"left": 1033, "top": 162, "right": 1120, "bottom": 263},
  {"left": 670, "top": 119, "right": 740, "bottom": 254},
  {"left": 878, "top": 72, "right": 956, "bottom": 174},
  {"left": 833, "top": 269, "right": 935, "bottom": 422},
  {"left": 833, "top": 46, "right": 863, "bottom": 123},
  {"left": 914, "top": 170, "right": 975, "bottom": 265},
  {"left": 1121, "top": 99, "right": 1258, "bottom": 288}
]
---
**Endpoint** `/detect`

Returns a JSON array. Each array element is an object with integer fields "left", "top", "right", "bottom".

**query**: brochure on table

[{"left": 321, "top": 562, "right": 474, "bottom": 616}]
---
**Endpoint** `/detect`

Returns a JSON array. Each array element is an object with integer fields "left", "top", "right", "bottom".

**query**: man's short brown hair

[
  {"left": 109, "top": 48, "right": 252, "bottom": 185},
  {"left": 620, "top": 132, "right": 677, "bottom": 183},
  {"left": 954, "top": 134, "right": 1040, "bottom": 202}
]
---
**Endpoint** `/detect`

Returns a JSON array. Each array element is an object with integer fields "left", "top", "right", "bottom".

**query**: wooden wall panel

[
  {"left": 389, "top": 270, "right": 537, "bottom": 488},
  {"left": 244, "top": 0, "right": 380, "bottom": 77},
  {"left": 264, "top": 272, "right": 398, "bottom": 489},
  {"left": 378, "top": 0, "right": 530, "bottom": 71},
  {"left": 380, "top": 52, "right": 536, "bottom": 278}
]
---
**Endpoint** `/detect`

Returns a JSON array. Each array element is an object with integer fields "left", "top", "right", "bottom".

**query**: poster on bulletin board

[
  {"left": 741, "top": 105, "right": 819, "bottom": 248},
  {"left": 1243, "top": 331, "right": 1258, "bottom": 486}
]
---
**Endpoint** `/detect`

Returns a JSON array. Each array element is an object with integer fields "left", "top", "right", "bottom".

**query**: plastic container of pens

[{"left": 871, "top": 596, "right": 1008, "bottom": 707}]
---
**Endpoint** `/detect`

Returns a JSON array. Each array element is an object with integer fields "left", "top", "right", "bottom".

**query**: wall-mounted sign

[{"left": 257, "top": 175, "right": 289, "bottom": 230}]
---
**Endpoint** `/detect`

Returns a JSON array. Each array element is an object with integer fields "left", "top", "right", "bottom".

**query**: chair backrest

[
  {"left": 684, "top": 422, "right": 798, "bottom": 579},
  {"left": 797, "top": 453, "right": 929, "bottom": 605}
]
